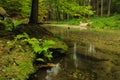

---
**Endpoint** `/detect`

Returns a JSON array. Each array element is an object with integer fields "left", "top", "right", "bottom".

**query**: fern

[
  {"left": 14, "top": 33, "right": 56, "bottom": 62},
  {"left": 14, "top": 32, "right": 29, "bottom": 41}
]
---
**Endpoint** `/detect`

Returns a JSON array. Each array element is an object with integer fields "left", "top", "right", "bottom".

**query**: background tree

[
  {"left": 0, "top": 0, "right": 120, "bottom": 23},
  {"left": 38, "top": 0, "right": 47, "bottom": 23},
  {"left": 108, "top": 0, "right": 111, "bottom": 16},
  {"left": 101, "top": 0, "right": 103, "bottom": 16},
  {"left": 29, "top": 0, "right": 38, "bottom": 24}
]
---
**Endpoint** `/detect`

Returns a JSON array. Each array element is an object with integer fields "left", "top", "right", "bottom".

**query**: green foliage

[
  {"left": 0, "top": 19, "right": 13, "bottom": 31},
  {"left": 14, "top": 32, "right": 29, "bottom": 40},
  {"left": 0, "top": 49, "right": 35, "bottom": 80},
  {"left": 38, "top": 0, "right": 47, "bottom": 23},
  {"left": 52, "top": 18, "right": 88, "bottom": 25},
  {"left": 14, "top": 33, "right": 55, "bottom": 62},
  {"left": 13, "top": 19, "right": 23, "bottom": 27},
  {"left": 0, "top": 18, "right": 23, "bottom": 31},
  {"left": 90, "top": 14, "right": 120, "bottom": 29},
  {"left": 53, "top": 19, "right": 80, "bottom": 25},
  {"left": 0, "top": 0, "right": 31, "bottom": 18},
  {"left": 0, "top": 0, "right": 22, "bottom": 16},
  {"left": 21, "top": 0, "right": 31, "bottom": 18},
  {"left": 41, "top": 40, "right": 55, "bottom": 61},
  {"left": 45, "top": 0, "right": 94, "bottom": 20}
]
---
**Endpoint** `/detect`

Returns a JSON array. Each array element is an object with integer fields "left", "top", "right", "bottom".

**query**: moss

[
  {"left": 52, "top": 38, "right": 68, "bottom": 51},
  {"left": 0, "top": 32, "right": 68, "bottom": 80},
  {"left": 0, "top": 41, "right": 35, "bottom": 80}
]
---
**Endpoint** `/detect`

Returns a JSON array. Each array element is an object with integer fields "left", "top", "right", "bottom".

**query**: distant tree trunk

[
  {"left": 101, "top": 0, "right": 103, "bottom": 16},
  {"left": 56, "top": 6, "right": 60, "bottom": 21},
  {"left": 97, "top": 0, "right": 99, "bottom": 16},
  {"left": 48, "top": 10, "right": 52, "bottom": 20},
  {"left": 108, "top": 0, "right": 111, "bottom": 16},
  {"left": 63, "top": 13, "right": 67, "bottom": 20},
  {"left": 88, "top": 0, "right": 91, "bottom": 6},
  {"left": 29, "top": 0, "right": 38, "bottom": 24},
  {"left": 47, "top": 0, "right": 53, "bottom": 20},
  {"left": 92, "top": 0, "right": 96, "bottom": 9},
  {"left": 83, "top": 0, "right": 85, "bottom": 6}
]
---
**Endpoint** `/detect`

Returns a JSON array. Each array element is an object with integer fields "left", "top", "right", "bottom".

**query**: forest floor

[
  {"left": 0, "top": 23, "right": 120, "bottom": 80},
  {"left": 0, "top": 24, "right": 67, "bottom": 80}
]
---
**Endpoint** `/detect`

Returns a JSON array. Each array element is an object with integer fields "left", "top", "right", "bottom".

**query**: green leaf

[
  {"left": 33, "top": 44, "right": 42, "bottom": 53},
  {"left": 43, "top": 40, "right": 55, "bottom": 48},
  {"left": 14, "top": 32, "right": 29, "bottom": 41},
  {"left": 46, "top": 54, "right": 53, "bottom": 61},
  {"left": 36, "top": 58, "right": 44, "bottom": 62}
]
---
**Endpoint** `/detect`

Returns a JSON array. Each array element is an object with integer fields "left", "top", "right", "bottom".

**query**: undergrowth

[
  {"left": 51, "top": 14, "right": 120, "bottom": 29},
  {"left": 0, "top": 33, "right": 56, "bottom": 80},
  {"left": 90, "top": 14, "right": 120, "bottom": 29},
  {"left": 14, "top": 32, "right": 55, "bottom": 62},
  {"left": 0, "top": 18, "right": 23, "bottom": 31}
]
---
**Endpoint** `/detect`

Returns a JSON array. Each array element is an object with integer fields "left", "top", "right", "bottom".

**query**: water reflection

[
  {"left": 73, "top": 42, "right": 78, "bottom": 69},
  {"left": 28, "top": 42, "right": 96, "bottom": 80},
  {"left": 29, "top": 26, "right": 119, "bottom": 80},
  {"left": 88, "top": 44, "right": 96, "bottom": 53},
  {"left": 45, "top": 63, "right": 60, "bottom": 80}
]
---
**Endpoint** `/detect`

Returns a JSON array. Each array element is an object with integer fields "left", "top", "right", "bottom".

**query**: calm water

[{"left": 28, "top": 26, "right": 120, "bottom": 80}]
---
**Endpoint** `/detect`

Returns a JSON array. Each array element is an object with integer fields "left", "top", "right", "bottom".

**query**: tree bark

[
  {"left": 29, "top": 0, "right": 38, "bottom": 24},
  {"left": 101, "top": 0, "right": 103, "bottom": 16},
  {"left": 97, "top": 0, "right": 99, "bottom": 16},
  {"left": 108, "top": 0, "right": 111, "bottom": 16}
]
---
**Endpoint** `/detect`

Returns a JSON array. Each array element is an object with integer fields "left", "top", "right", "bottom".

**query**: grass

[
  {"left": 51, "top": 14, "right": 120, "bottom": 30},
  {"left": 52, "top": 18, "right": 84, "bottom": 25}
]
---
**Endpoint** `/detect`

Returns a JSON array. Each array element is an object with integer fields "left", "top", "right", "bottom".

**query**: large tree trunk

[
  {"left": 107, "top": 0, "right": 111, "bottom": 16},
  {"left": 29, "top": 0, "right": 38, "bottom": 24}
]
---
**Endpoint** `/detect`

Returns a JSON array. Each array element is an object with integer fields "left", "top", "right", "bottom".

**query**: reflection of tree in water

[{"left": 45, "top": 63, "right": 60, "bottom": 80}]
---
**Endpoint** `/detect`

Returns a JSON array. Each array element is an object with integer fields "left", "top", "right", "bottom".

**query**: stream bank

[{"left": 0, "top": 24, "right": 68, "bottom": 80}]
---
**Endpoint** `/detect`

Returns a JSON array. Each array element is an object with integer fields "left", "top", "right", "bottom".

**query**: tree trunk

[
  {"left": 88, "top": 0, "right": 91, "bottom": 6},
  {"left": 47, "top": 0, "right": 53, "bottom": 20},
  {"left": 56, "top": 6, "right": 60, "bottom": 21},
  {"left": 101, "top": 0, "right": 103, "bottom": 16},
  {"left": 108, "top": 0, "right": 111, "bottom": 16},
  {"left": 29, "top": 0, "right": 38, "bottom": 24},
  {"left": 97, "top": 0, "right": 99, "bottom": 16}
]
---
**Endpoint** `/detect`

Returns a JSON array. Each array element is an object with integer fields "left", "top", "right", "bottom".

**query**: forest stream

[{"left": 28, "top": 26, "right": 120, "bottom": 80}]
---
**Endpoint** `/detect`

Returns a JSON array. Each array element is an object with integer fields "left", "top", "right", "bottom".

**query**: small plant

[
  {"left": 0, "top": 18, "right": 23, "bottom": 31},
  {"left": 14, "top": 33, "right": 55, "bottom": 62}
]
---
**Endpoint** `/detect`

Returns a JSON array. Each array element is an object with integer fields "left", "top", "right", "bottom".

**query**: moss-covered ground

[{"left": 0, "top": 24, "right": 68, "bottom": 80}]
